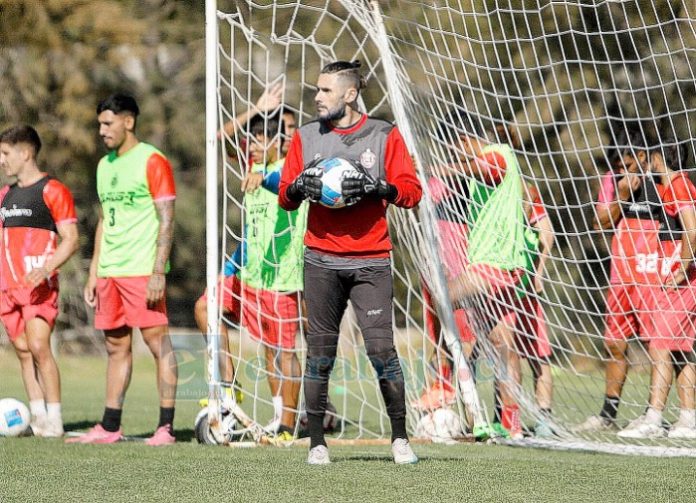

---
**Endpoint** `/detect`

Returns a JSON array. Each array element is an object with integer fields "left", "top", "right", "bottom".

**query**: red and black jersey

[
  {"left": 279, "top": 114, "right": 422, "bottom": 257},
  {"left": 0, "top": 175, "right": 77, "bottom": 290}
]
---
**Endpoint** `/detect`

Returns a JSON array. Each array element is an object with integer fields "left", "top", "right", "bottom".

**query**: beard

[{"left": 318, "top": 102, "right": 346, "bottom": 122}]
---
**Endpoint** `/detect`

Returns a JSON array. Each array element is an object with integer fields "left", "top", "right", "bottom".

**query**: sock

[
  {"left": 502, "top": 404, "right": 520, "bottom": 433},
  {"left": 599, "top": 395, "right": 620, "bottom": 421},
  {"left": 102, "top": 407, "right": 122, "bottom": 433},
  {"left": 645, "top": 407, "right": 662, "bottom": 425},
  {"left": 390, "top": 417, "right": 408, "bottom": 442},
  {"left": 222, "top": 384, "right": 235, "bottom": 404},
  {"left": 307, "top": 413, "right": 326, "bottom": 449},
  {"left": 277, "top": 424, "right": 293, "bottom": 435},
  {"left": 679, "top": 409, "right": 696, "bottom": 427},
  {"left": 46, "top": 402, "right": 62, "bottom": 421},
  {"left": 29, "top": 399, "right": 46, "bottom": 418},
  {"left": 272, "top": 396, "right": 283, "bottom": 421},
  {"left": 158, "top": 407, "right": 175, "bottom": 431}
]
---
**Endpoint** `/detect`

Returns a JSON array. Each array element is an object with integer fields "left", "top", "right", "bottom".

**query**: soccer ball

[
  {"left": 0, "top": 398, "right": 31, "bottom": 437},
  {"left": 415, "top": 407, "right": 463, "bottom": 444},
  {"left": 316, "top": 157, "right": 360, "bottom": 209}
]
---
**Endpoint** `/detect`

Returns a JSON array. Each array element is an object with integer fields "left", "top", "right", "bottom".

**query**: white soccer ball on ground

[
  {"left": 0, "top": 398, "right": 31, "bottom": 437},
  {"left": 316, "top": 157, "right": 361, "bottom": 209},
  {"left": 415, "top": 407, "right": 463, "bottom": 444}
]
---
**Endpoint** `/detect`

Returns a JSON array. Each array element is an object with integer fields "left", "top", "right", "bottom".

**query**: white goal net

[{"left": 206, "top": 0, "right": 696, "bottom": 455}]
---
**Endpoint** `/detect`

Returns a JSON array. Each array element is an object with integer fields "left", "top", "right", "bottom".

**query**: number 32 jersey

[
  {"left": 96, "top": 142, "right": 176, "bottom": 277},
  {"left": 0, "top": 175, "right": 77, "bottom": 290},
  {"left": 597, "top": 171, "right": 696, "bottom": 285}
]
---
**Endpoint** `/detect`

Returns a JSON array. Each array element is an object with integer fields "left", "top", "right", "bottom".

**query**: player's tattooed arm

[{"left": 147, "top": 199, "right": 175, "bottom": 307}]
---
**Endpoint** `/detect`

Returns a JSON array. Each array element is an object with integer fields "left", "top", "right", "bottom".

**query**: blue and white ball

[
  {"left": 0, "top": 398, "right": 31, "bottom": 437},
  {"left": 317, "top": 157, "right": 360, "bottom": 209}
]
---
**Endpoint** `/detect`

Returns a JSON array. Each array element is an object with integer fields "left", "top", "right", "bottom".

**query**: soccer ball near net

[
  {"left": 415, "top": 408, "right": 463, "bottom": 444},
  {"left": 317, "top": 157, "right": 360, "bottom": 209},
  {"left": 0, "top": 398, "right": 31, "bottom": 437}
]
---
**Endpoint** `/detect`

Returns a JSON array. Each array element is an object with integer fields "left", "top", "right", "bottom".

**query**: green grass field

[{"left": 1, "top": 348, "right": 695, "bottom": 503}]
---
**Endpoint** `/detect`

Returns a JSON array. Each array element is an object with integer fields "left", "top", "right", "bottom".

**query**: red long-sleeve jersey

[{"left": 279, "top": 115, "right": 422, "bottom": 257}]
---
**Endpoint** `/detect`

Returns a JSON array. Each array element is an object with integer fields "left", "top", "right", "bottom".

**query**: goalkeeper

[{"left": 278, "top": 60, "right": 422, "bottom": 465}]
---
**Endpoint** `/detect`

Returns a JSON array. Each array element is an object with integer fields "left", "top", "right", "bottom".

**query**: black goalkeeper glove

[
  {"left": 341, "top": 169, "right": 398, "bottom": 205},
  {"left": 287, "top": 161, "right": 324, "bottom": 203}
]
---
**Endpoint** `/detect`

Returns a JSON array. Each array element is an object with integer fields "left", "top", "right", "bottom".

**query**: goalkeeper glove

[
  {"left": 287, "top": 161, "right": 324, "bottom": 203},
  {"left": 341, "top": 169, "right": 398, "bottom": 205}
]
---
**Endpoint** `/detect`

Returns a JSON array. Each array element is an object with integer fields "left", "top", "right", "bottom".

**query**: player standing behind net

[
  {"left": 617, "top": 139, "right": 696, "bottom": 439},
  {"left": 279, "top": 60, "right": 423, "bottom": 465},
  {"left": 575, "top": 130, "right": 652, "bottom": 432},
  {"left": 195, "top": 85, "right": 292, "bottom": 414},
  {"left": 444, "top": 113, "right": 529, "bottom": 439},
  {"left": 0, "top": 125, "right": 79, "bottom": 437},
  {"left": 235, "top": 113, "right": 305, "bottom": 442},
  {"left": 68, "top": 94, "right": 178, "bottom": 446}
]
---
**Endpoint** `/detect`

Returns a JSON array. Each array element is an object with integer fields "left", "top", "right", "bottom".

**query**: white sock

[
  {"left": 645, "top": 407, "right": 662, "bottom": 425},
  {"left": 679, "top": 409, "right": 696, "bottom": 427},
  {"left": 29, "top": 399, "right": 46, "bottom": 418},
  {"left": 46, "top": 402, "right": 62, "bottom": 421},
  {"left": 272, "top": 396, "right": 283, "bottom": 420}
]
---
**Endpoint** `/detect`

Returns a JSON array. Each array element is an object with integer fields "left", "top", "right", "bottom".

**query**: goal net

[{"left": 207, "top": 0, "right": 696, "bottom": 455}]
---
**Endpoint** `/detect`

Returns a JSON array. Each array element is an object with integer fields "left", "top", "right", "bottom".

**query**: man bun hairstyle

[
  {"left": 320, "top": 60, "right": 367, "bottom": 93},
  {"left": 0, "top": 125, "right": 42, "bottom": 157}
]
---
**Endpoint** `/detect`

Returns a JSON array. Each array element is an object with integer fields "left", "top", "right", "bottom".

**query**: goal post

[{"left": 205, "top": 0, "right": 696, "bottom": 456}]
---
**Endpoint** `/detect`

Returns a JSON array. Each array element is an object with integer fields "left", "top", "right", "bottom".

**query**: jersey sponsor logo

[
  {"left": 0, "top": 204, "right": 33, "bottom": 221},
  {"left": 99, "top": 191, "right": 139, "bottom": 205},
  {"left": 628, "top": 202, "right": 650, "bottom": 213},
  {"left": 360, "top": 148, "right": 377, "bottom": 170}
]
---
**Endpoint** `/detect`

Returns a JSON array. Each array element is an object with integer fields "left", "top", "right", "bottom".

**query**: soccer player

[
  {"left": 443, "top": 112, "right": 530, "bottom": 438},
  {"left": 575, "top": 129, "right": 652, "bottom": 432},
  {"left": 236, "top": 113, "right": 305, "bottom": 442},
  {"left": 413, "top": 117, "right": 477, "bottom": 412},
  {"left": 514, "top": 184, "right": 555, "bottom": 437},
  {"left": 0, "top": 125, "right": 79, "bottom": 437},
  {"left": 279, "top": 60, "right": 423, "bottom": 464},
  {"left": 68, "top": 93, "right": 178, "bottom": 445},
  {"left": 617, "top": 140, "right": 696, "bottom": 439}
]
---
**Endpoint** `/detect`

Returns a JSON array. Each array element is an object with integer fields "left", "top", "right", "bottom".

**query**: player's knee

[
  {"left": 304, "top": 354, "right": 335, "bottom": 381},
  {"left": 367, "top": 347, "right": 403, "bottom": 382},
  {"left": 605, "top": 339, "right": 627, "bottom": 360}
]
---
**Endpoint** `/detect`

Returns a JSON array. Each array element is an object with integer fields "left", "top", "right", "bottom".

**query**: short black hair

[
  {"left": 654, "top": 137, "right": 689, "bottom": 170},
  {"left": 437, "top": 106, "right": 485, "bottom": 142},
  {"left": 97, "top": 93, "right": 140, "bottom": 117},
  {"left": 320, "top": 60, "right": 366, "bottom": 93},
  {"left": 248, "top": 113, "right": 285, "bottom": 146},
  {"left": 0, "top": 125, "right": 42, "bottom": 157}
]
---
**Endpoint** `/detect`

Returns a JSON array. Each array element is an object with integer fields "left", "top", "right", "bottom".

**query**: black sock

[
  {"left": 277, "top": 424, "right": 293, "bottom": 435},
  {"left": 158, "top": 407, "right": 175, "bottom": 432},
  {"left": 102, "top": 407, "right": 122, "bottom": 432},
  {"left": 600, "top": 396, "right": 620, "bottom": 421},
  {"left": 308, "top": 413, "right": 326, "bottom": 449},
  {"left": 391, "top": 417, "right": 407, "bottom": 442}
]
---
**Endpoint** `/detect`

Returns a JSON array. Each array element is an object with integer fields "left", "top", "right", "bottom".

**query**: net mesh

[{"left": 213, "top": 0, "right": 696, "bottom": 454}]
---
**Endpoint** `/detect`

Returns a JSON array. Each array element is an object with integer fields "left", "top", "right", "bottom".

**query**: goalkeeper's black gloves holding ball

[
  {"left": 287, "top": 159, "right": 324, "bottom": 203},
  {"left": 341, "top": 167, "right": 398, "bottom": 206}
]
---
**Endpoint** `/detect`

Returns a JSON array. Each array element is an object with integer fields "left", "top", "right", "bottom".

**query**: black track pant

[{"left": 303, "top": 260, "right": 407, "bottom": 447}]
